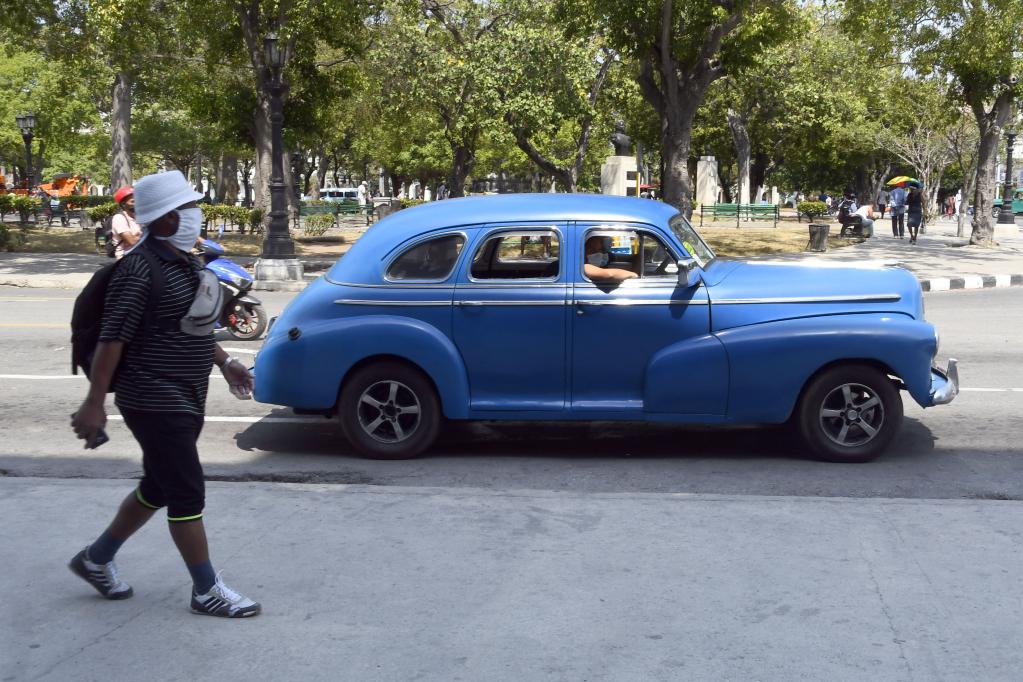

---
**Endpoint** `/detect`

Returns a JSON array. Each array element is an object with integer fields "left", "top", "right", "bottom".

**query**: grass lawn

[{"left": 6, "top": 218, "right": 854, "bottom": 259}]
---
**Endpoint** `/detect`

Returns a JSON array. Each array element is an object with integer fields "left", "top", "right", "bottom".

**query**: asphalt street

[
  {"left": 0, "top": 285, "right": 1020, "bottom": 498},
  {"left": 2, "top": 283, "right": 1023, "bottom": 681}
]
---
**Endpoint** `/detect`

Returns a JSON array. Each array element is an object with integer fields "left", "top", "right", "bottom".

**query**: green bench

[
  {"left": 299, "top": 201, "right": 375, "bottom": 227},
  {"left": 699, "top": 203, "right": 779, "bottom": 227}
]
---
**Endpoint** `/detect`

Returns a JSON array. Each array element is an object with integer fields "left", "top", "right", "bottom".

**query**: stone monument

[
  {"left": 600, "top": 121, "right": 639, "bottom": 197},
  {"left": 696, "top": 155, "right": 721, "bottom": 207}
]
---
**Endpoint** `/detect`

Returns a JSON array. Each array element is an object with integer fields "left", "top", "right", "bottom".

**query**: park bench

[
  {"left": 334, "top": 201, "right": 375, "bottom": 226},
  {"left": 699, "top": 202, "right": 779, "bottom": 227}
]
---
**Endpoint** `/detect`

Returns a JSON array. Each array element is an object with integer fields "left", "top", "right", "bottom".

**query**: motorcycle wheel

[{"left": 226, "top": 303, "right": 268, "bottom": 341}]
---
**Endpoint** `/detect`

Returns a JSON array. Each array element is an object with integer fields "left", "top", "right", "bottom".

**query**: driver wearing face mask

[{"left": 583, "top": 235, "right": 638, "bottom": 282}]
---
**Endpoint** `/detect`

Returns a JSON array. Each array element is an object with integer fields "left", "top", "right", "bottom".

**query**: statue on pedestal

[{"left": 610, "top": 121, "right": 632, "bottom": 157}]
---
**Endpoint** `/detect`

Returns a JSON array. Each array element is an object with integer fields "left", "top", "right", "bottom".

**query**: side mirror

[{"left": 677, "top": 258, "right": 701, "bottom": 288}]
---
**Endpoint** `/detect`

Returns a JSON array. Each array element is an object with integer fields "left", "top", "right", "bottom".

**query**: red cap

[{"left": 114, "top": 186, "right": 134, "bottom": 204}]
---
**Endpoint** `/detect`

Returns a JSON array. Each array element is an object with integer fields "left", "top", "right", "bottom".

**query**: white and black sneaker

[
  {"left": 69, "top": 548, "right": 133, "bottom": 600},
  {"left": 190, "top": 575, "right": 261, "bottom": 618}
]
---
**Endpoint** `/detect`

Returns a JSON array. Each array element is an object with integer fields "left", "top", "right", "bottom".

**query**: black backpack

[{"left": 71, "top": 246, "right": 165, "bottom": 386}]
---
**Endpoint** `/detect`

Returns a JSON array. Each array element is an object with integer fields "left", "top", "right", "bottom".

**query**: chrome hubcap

[
  {"left": 357, "top": 380, "right": 421, "bottom": 444},
  {"left": 819, "top": 383, "right": 885, "bottom": 447}
]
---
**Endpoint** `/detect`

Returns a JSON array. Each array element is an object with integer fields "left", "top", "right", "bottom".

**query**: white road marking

[
  {"left": 220, "top": 347, "right": 258, "bottom": 354},
  {"left": 0, "top": 374, "right": 83, "bottom": 379},
  {"left": 106, "top": 414, "right": 327, "bottom": 424},
  {"left": 0, "top": 297, "right": 76, "bottom": 302}
]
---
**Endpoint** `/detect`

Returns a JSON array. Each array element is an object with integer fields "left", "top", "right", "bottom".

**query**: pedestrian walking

[
  {"left": 906, "top": 186, "right": 923, "bottom": 244},
  {"left": 954, "top": 189, "right": 962, "bottom": 216},
  {"left": 357, "top": 180, "right": 368, "bottom": 206},
  {"left": 876, "top": 188, "right": 889, "bottom": 218},
  {"left": 437, "top": 181, "right": 448, "bottom": 200},
  {"left": 110, "top": 186, "right": 141, "bottom": 260},
  {"left": 889, "top": 185, "right": 907, "bottom": 238},
  {"left": 69, "top": 170, "right": 261, "bottom": 618}
]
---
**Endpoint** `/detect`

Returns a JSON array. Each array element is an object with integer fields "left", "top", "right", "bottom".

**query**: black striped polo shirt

[{"left": 99, "top": 239, "right": 216, "bottom": 415}]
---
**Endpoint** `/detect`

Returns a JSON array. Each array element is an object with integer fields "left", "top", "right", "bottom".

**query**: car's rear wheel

[
  {"left": 795, "top": 364, "right": 903, "bottom": 463},
  {"left": 338, "top": 361, "right": 441, "bottom": 459}
]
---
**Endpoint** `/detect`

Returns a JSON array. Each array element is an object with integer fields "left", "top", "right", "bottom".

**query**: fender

[
  {"left": 254, "top": 315, "right": 471, "bottom": 417},
  {"left": 715, "top": 313, "right": 937, "bottom": 423},
  {"left": 644, "top": 334, "right": 729, "bottom": 415},
  {"left": 237, "top": 293, "right": 262, "bottom": 305}
]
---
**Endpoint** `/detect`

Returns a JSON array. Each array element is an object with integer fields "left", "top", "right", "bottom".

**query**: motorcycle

[{"left": 196, "top": 239, "right": 268, "bottom": 340}]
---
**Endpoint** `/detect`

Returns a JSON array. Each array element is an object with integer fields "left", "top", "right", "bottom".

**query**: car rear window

[
  {"left": 470, "top": 231, "right": 560, "bottom": 280},
  {"left": 386, "top": 235, "right": 466, "bottom": 281}
]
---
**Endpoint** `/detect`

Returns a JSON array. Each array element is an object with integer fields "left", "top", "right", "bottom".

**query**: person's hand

[
  {"left": 71, "top": 401, "right": 106, "bottom": 445},
  {"left": 222, "top": 359, "right": 254, "bottom": 399}
]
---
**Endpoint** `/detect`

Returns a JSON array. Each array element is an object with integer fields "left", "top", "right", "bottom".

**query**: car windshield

[{"left": 668, "top": 213, "right": 715, "bottom": 267}]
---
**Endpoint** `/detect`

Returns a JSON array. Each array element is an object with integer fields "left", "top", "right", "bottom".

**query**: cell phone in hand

[{"left": 86, "top": 428, "right": 109, "bottom": 449}]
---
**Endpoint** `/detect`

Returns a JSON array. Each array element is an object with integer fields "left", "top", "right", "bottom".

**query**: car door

[
  {"left": 570, "top": 223, "right": 713, "bottom": 413},
  {"left": 452, "top": 225, "right": 568, "bottom": 411}
]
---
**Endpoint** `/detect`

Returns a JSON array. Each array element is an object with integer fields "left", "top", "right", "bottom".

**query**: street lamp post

[
  {"left": 254, "top": 33, "right": 303, "bottom": 287},
  {"left": 15, "top": 112, "right": 36, "bottom": 191},
  {"left": 997, "top": 125, "right": 1017, "bottom": 225}
]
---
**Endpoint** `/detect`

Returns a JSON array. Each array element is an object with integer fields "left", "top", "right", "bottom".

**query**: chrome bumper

[{"left": 929, "top": 358, "right": 959, "bottom": 405}]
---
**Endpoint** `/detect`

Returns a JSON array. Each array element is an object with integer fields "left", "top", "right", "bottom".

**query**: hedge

[{"left": 200, "top": 204, "right": 265, "bottom": 234}]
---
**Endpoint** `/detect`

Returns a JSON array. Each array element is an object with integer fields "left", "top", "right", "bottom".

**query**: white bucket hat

[{"left": 133, "top": 170, "right": 203, "bottom": 226}]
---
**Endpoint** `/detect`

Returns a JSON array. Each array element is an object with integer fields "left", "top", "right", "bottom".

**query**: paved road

[
  {"left": 1, "top": 285, "right": 1020, "bottom": 499},
  {"left": 3, "top": 284, "right": 1022, "bottom": 681}
]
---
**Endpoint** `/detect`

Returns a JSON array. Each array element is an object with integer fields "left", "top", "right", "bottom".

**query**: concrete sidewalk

[
  {"left": 1, "top": 217, "right": 1021, "bottom": 291},
  {"left": 2, "top": 477, "right": 1021, "bottom": 681}
]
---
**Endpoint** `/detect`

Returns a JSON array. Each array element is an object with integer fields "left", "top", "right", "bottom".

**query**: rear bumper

[{"left": 929, "top": 358, "right": 959, "bottom": 405}]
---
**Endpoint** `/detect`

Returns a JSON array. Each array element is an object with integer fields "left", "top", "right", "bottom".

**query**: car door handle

[{"left": 455, "top": 301, "right": 484, "bottom": 307}]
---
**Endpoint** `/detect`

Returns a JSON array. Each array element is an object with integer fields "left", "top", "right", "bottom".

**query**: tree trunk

[
  {"left": 110, "top": 71, "right": 133, "bottom": 191},
  {"left": 448, "top": 145, "right": 475, "bottom": 198},
  {"left": 727, "top": 108, "right": 751, "bottom": 205},
  {"left": 311, "top": 147, "right": 327, "bottom": 199},
  {"left": 969, "top": 90, "right": 1012, "bottom": 245},
  {"left": 252, "top": 94, "right": 273, "bottom": 212},
  {"left": 218, "top": 154, "right": 240, "bottom": 205}
]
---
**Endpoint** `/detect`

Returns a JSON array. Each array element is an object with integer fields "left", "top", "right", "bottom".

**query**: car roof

[{"left": 329, "top": 194, "right": 681, "bottom": 284}]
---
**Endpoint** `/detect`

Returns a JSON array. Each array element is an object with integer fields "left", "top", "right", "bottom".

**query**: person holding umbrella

[{"left": 888, "top": 183, "right": 907, "bottom": 238}]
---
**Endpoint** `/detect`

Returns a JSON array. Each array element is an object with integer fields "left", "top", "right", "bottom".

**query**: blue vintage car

[{"left": 254, "top": 194, "right": 958, "bottom": 462}]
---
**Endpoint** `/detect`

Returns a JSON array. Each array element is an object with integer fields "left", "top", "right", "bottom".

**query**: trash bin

[{"left": 807, "top": 223, "right": 830, "bottom": 252}]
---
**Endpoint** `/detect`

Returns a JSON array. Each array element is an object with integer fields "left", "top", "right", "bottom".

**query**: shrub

[
  {"left": 399, "top": 198, "right": 423, "bottom": 209},
  {"left": 61, "top": 195, "right": 111, "bottom": 209},
  {"left": 248, "top": 208, "right": 265, "bottom": 234},
  {"left": 0, "top": 224, "right": 27, "bottom": 251},
  {"left": 303, "top": 212, "right": 335, "bottom": 236},
  {"left": 798, "top": 201, "right": 828, "bottom": 221},
  {"left": 86, "top": 202, "right": 119, "bottom": 223},
  {"left": 302, "top": 199, "right": 332, "bottom": 207},
  {"left": 0, "top": 194, "right": 14, "bottom": 219},
  {"left": 12, "top": 195, "right": 41, "bottom": 223}
]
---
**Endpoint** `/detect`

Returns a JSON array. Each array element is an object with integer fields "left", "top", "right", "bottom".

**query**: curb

[{"left": 920, "top": 274, "right": 1023, "bottom": 292}]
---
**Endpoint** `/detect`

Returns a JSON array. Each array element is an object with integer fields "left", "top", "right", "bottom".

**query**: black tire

[
  {"left": 795, "top": 364, "right": 903, "bottom": 463},
  {"left": 226, "top": 303, "right": 267, "bottom": 341},
  {"left": 338, "top": 361, "right": 442, "bottom": 459}
]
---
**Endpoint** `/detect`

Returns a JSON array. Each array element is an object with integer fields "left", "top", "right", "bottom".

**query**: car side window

[
  {"left": 470, "top": 230, "right": 560, "bottom": 280},
  {"left": 583, "top": 229, "right": 676, "bottom": 281},
  {"left": 387, "top": 235, "right": 466, "bottom": 281}
]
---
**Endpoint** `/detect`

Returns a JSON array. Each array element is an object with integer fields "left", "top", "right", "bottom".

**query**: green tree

[
  {"left": 570, "top": 0, "right": 798, "bottom": 216},
  {"left": 844, "top": 0, "right": 1023, "bottom": 244}
]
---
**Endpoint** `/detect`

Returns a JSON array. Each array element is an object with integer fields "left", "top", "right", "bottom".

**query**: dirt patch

[{"left": 700, "top": 223, "right": 855, "bottom": 257}]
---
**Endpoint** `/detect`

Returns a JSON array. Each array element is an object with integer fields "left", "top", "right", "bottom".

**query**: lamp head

[
  {"left": 15, "top": 112, "right": 35, "bottom": 134},
  {"left": 263, "top": 33, "right": 284, "bottom": 72}
]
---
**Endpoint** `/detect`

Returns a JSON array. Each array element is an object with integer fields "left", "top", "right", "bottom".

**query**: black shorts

[{"left": 121, "top": 408, "right": 205, "bottom": 522}]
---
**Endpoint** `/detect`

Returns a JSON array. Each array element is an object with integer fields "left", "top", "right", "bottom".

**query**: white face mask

[
  {"left": 155, "top": 208, "right": 202, "bottom": 252},
  {"left": 587, "top": 252, "right": 609, "bottom": 267}
]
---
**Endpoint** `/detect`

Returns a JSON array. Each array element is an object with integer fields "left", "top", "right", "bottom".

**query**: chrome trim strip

[
  {"left": 326, "top": 278, "right": 454, "bottom": 288},
  {"left": 334, "top": 299, "right": 451, "bottom": 306},
  {"left": 712, "top": 294, "right": 902, "bottom": 305},
  {"left": 455, "top": 300, "right": 566, "bottom": 307},
  {"left": 575, "top": 299, "right": 708, "bottom": 306}
]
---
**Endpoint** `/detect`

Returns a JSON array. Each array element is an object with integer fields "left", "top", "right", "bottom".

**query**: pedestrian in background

[
  {"left": 69, "top": 170, "right": 261, "bottom": 618},
  {"left": 876, "top": 188, "right": 889, "bottom": 218},
  {"left": 889, "top": 185, "right": 906, "bottom": 239},
  {"left": 110, "top": 186, "right": 141, "bottom": 260},
  {"left": 906, "top": 186, "right": 923, "bottom": 244}
]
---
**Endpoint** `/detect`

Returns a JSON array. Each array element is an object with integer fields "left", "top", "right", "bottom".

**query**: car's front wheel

[
  {"left": 338, "top": 361, "right": 441, "bottom": 459},
  {"left": 795, "top": 364, "right": 903, "bottom": 463}
]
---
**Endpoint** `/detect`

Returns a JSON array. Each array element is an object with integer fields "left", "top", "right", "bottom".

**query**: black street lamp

[
  {"left": 261, "top": 32, "right": 296, "bottom": 259},
  {"left": 15, "top": 112, "right": 35, "bottom": 191}
]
